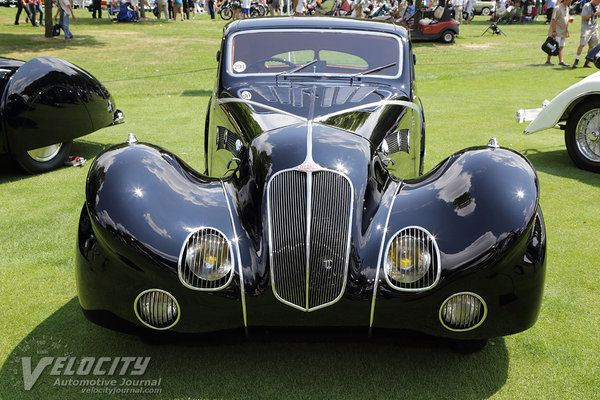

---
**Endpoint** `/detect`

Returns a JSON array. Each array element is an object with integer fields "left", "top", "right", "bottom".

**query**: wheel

[
  {"left": 565, "top": 99, "right": 600, "bottom": 172},
  {"left": 450, "top": 339, "right": 488, "bottom": 354},
  {"left": 481, "top": 7, "right": 491, "bottom": 16},
  {"left": 219, "top": 6, "right": 232, "bottom": 20},
  {"left": 13, "top": 141, "right": 72, "bottom": 174},
  {"left": 250, "top": 7, "right": 260, "bottom": 17},
  {"left": 441, "top": 30, "right": 455, "bottom": 43}
]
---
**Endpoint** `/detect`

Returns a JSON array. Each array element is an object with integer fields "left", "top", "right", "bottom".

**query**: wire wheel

[{"left": 565, "top": 100, "right": 600, "bottom": 172}]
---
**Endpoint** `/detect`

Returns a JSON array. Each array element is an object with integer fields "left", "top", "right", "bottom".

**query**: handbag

[
  {"left": 541, "top": 36, "right": 559, "bottom": 56},
  {"left": 52, "top": 24, "right": 61, "bottom": 37}
]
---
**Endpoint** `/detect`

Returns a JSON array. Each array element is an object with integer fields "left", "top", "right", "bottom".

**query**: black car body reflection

[
  {"left": 0, "top": 57, "right": 122, "bottom": 173},
  {"left": 76, "top": 17, "right": 545, "bottom": 352}
]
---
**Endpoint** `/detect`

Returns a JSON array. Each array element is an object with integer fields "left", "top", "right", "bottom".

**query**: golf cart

[{"left": 402, "top": 2, "right": 459, "bottom": 43}]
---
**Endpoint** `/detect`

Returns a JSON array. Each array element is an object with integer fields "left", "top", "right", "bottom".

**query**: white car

[{"left": 517, "top": 72, "right": 600, "bottom": 173}]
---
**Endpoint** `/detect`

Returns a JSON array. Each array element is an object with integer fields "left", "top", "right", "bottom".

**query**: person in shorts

[
  {"left": 573, "top": 0, "right": 600, "bottom": 68},
  {"left": 241, "top": 0, "right": 250, "bottom": 17},
  {"left": 270, "top": 0, "right": 281, "bottom": 15},
  {"left": 546, "top": 0, "right": 571, "bottom": 66}
]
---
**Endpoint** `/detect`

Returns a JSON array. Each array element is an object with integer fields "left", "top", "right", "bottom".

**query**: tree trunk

[
  {"left": 140, "top": 0, "right": 146, "bottom": 18},
  {"left": 44, "top": 0, "right": 53, "bottom": 38}
]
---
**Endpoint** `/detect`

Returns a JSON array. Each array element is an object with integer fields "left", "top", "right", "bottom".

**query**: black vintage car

[
  {"left": 0, "top": 57, "right": 122, "bottom": 173},
  {"left": 76, "top": 17, "right": 546, "bottom": 352}
]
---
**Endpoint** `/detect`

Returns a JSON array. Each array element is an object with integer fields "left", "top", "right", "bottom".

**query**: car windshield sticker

[{"left": 233, "top": 61, "right": 246, "bottom": 73}]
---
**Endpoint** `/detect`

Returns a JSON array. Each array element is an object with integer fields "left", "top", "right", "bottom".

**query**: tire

[
  {"left": 481, "top": 7, "right": 491, "bottom": 16},
  {"left": 451, "top": 339, "right": 488, "bottom": 354},
  {"left": 14, "top": 141, "right": 72, "bottom": 174},
  {"left": 565, "top": 99, "right": 600, "bottom": 172},
  {"left": 219, "top": 6, "right": 232, "bottom": 20},
  {"left": 441, "top": 30, "right": 455, "bottom": 43},
  {"left": 250, "top": 7, "right": 260, "bottom": 17}
]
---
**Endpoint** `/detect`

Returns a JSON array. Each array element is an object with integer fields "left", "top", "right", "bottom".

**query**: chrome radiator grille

[{"left": 268, "top": 169, "right": 353, "bottom": 311}]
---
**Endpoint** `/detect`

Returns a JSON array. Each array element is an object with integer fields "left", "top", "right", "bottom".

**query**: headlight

[
  {"left": 383, "top": 226, "right": 440, "bottom": 291},
  {"left": 179, "top": 228, "right": 234, "bottom": 290}
]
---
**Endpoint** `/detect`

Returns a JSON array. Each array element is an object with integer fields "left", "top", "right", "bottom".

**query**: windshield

[{"left": 227, "top": 29, "right": 402, "bottom": 78}]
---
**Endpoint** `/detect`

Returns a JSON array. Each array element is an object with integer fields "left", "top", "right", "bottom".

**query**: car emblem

[
  {"left": 323, "top": 259, "right": 333, "bottom": 271},
  {"left": 298, "top": 162, "right": 321, "bottom": 172}
]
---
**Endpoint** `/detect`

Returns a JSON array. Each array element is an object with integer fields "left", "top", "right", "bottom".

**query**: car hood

[{"left": 216, "top": 82, "right": 416, "bottom": 144}]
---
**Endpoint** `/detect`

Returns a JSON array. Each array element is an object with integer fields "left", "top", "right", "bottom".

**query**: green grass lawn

[{"left": 0, "top": 7, "right": 599, "bottom": 400}]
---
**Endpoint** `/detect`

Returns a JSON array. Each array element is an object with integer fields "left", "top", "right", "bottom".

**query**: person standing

[
  {"left": 173, "top": 0, "right": 184, "bottom": 19},
  {"left": 546, "top": 0, "right": 571, "bottom": 66},
  {"left": 465, "top": 0, "right": 473, "bottom": 23},
  {"left": 28, "top": 0, "right": 40, "bottom": 26},
  {"left": 157, "top": 0, "right": 170, "bottom": 19},
  {"left": 207, "top": 0, "right": 215, "bottom": 18},
  {"left": 91, "top": 0, "right": 102, "bottom": 18},
  {"left": 55, "top": 0, "right": 76, "bottom": 41},
  {"left": 454, "top": 0, "right": 464, "bottom": 24},
  {"left": 573, "top": 0, "right": 600, "bottom": 68},
  {"left": 14, "top": 0, "right": 32, "bottom": 25},
  {"left": 241, "top": 0, "right": 250, "bottom": 17},
  {"left": 545, "top": 0, "right": 555, "bottom": 24}
]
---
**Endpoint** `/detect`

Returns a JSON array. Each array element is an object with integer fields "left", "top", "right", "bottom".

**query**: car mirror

[
  {"left": 216, "top": 50, "right": 221, "bottom": 62},
  {"left": 413, "top": 54, "right": 417, "bottom": 65}
]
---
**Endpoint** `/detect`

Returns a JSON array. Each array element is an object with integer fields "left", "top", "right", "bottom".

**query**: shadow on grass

[
  {"left": 0, "top": 298, "right": 509, "bottom": 400},
  {"left": 0, "top": 139, "right": 108, "bottom": 184},
  {"left": 0, "top": 33, "right": 102, "bottom": 52},
  {"left": 522, "top": 148, "right": 600, "bottom": 186},
  {"left": 181, "top": 89, "right": 213, "bottom": 97}
]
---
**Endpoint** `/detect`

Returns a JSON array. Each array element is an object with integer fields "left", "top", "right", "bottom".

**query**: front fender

[
  {"left": 523, "top": 71, "right": 600, "bottom": 134},
  {"left": 78, "top": 141, "right": 248, "bottom": 332},
  {"left": 372, "top": 146, "right": 545, "bottom": 338},
  {"left": 386, "top": 146, "right": 540, "bottom": 273}
]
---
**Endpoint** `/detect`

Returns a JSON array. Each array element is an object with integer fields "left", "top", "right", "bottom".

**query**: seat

[{"left": 419, "top": 6, "right": 444, "bottom": 26}]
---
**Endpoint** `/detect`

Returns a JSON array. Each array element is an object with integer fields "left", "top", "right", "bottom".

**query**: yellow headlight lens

[
  {"left": 385, "top": 235, "right": 431, "bottom": 283},
  {"left": 185, "top": 233, "right": 232, "bottom": 281}
]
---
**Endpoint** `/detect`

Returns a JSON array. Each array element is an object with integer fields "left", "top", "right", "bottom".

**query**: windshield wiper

[
  {"left": 350, "top": 62, "right": 397, "bottom": 85},
  {"left": 276, "top": 59, "right": 318, "bottom": 85}
]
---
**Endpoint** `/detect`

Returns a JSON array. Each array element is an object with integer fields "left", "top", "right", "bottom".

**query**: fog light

[
  {"left": 134, "top": 289, "right": 180, "bottom": 330},
  {"left": 440, "top": 292, "right": 487, "bottom": 332}
]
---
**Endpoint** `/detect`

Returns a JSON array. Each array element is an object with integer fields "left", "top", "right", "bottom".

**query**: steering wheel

[{"left": 247, "top": 57, "right": 295, "bottom": 71}]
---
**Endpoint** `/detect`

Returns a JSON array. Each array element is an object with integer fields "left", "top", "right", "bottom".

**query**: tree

[{"left": 44, "top": 0, "right": 53, "bottom": 38}]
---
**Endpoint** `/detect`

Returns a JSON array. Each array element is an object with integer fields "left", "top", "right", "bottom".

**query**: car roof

[{"left": 223, "top": 16, "right": 409, "bottom": 39}]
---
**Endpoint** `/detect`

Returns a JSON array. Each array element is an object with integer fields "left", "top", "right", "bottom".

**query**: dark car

[
  {"left": 0, "top": 57, "right": 122, "bottom": 173},
  {"left": 76, "top": 17, "right": 546, "bottom": 353}
]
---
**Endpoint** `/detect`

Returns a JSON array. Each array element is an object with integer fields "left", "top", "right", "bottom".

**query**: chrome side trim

[
  {"left": 313, "top": 100, "right": 420, "bottom": 123},
  {"left": 221, "top": 183, "right": 248, "bottom": 333},
  {"left": 369, "top": 181, "right": 402, "bottom": 334},
  {"left": 216, "top": 98, "right": 308, "bottom": 122}
]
